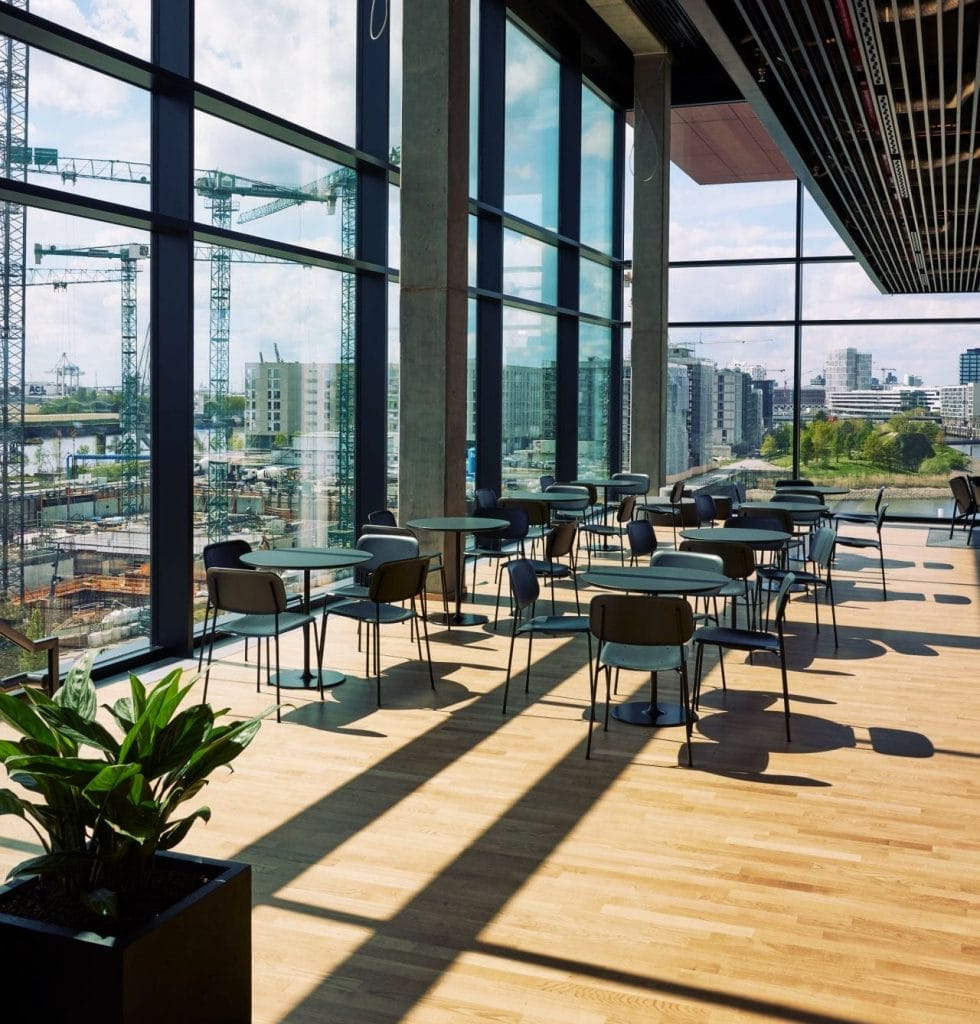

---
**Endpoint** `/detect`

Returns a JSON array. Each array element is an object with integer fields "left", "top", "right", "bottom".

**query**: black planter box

[{"left": 0, "top": 852, "right": 251, "bottom": 1024}]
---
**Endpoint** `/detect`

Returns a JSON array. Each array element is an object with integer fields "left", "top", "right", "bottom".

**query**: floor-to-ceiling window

[{"left": 0, "top": 0, "right": 395, "bottom": 681}]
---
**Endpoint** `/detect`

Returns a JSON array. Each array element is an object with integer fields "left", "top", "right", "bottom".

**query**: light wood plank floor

[{"left": 2, "top": 522, "right": 978, "bottom": 1023}]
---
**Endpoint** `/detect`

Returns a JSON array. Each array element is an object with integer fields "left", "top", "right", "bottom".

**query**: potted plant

[{"left": 0, "top": 651, "right": 274, "bottom": 1023}]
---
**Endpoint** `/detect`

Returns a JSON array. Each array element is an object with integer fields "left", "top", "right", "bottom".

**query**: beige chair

[{"left": 203, "top": 567, "right": 321, "bottom": 722}]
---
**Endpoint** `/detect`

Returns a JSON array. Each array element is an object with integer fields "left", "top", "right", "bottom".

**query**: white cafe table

[
  {"left": 580, "top": 565, "right": 729, "bottom": 727},
  {"left": 240, "top": 546, "right": 372, "bottom": 689}
]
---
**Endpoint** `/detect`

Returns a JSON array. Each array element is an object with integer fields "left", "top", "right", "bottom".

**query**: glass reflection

[
  {"left": 503, "top": 229, "right": 556, "bottom": 303},
  {"left": 578, "top": 324, "right": 611, "bottom": 476},
  {"left": 581, "top": 86, "right": 614, "bottom": 253}
]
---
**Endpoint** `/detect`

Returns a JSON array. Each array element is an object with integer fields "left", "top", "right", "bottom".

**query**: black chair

[
  {"left": 638, "top": 480, "right": 687, "bottom": 545},
  {"left": 321, "top": 556, "right": 434, "bottom": 706},
  {"left": 199, "top": 539, "right": 254, "bottom": 671},
  {"left": 835, "top": 503, "right": 888, "bottom": 599},
  {"left": 775, "top": 478, "right": 814, "bottom": 488},
  {"left": 587, "top": 594, "right": 696, "bottom": 762},
  {"left": 474, "top": 487, "right": 499, "bottom": 510},
  {"left": 502, "top": 559, "right": 591, "bottom": 715},
  {"left": 831, "top": 485, "right": 885, "bottom": 529},
  {"left": 692, "top": 571, "right": 797, "bottom": 742},
  {"left": 367, "top": 508, "right": 398, "bottom": 526},
  {"left": 529, "top": 521, "right": 581, "bottom": 612},
  {"left": 581, "top": 493, "right": 636, "bottom": 566},
  {"left": 468, "top": 505, "right": 529, "bottom": 625},
  {"left": 203, "top": 566, "right": 321, "bottom": 722},
  {"left": 626, "top": 518, "right": 658, "bottom": 566},
  {"left": 947, "top": 476, "right": 979, "bottom": 544}
]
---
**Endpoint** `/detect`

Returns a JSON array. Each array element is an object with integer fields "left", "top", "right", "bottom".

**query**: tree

[
  {"left": 17, "top": 606, "right": 48, "bottom": 673},
  {"left": 894, "top": 431, "right": 934, "bottom": 471}
]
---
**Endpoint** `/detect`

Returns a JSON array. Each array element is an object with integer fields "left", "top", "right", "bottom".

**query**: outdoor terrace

[{"left": 1, "top": 521, "right": 977, "bottom": 1024}]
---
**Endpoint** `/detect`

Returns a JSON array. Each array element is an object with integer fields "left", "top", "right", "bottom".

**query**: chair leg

[
  {"left": 878, "top": 547, "right": 887, "bottom": 599},
  {"left": 198, "top": 601, "right": 212, "bottom": 672},
  {"left": 586, "top": 656, "right": 599, "bottom": 759},
  {"left": 778, "top": 644, "right": 791, "bottom": 742},
  {"left": 272, "top": 633, "right": 281, "bottom": 723},
  {"left": 524, "top": 629, "right": 534, "bottom": 694},
  {"left": 679, "top": 662, "right": 693, "bottom": 767},
  {"left": 503, "top": 620, "right": 517, "bottom": 715}
]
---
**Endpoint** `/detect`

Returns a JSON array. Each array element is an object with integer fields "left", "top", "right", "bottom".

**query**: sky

[{"left": 13, "top": 1, "right": 980, "bottom": 394}]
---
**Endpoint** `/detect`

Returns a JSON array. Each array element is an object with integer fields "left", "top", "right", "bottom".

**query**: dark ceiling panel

[{"left": 669, "top": 0, "right": 980, "bottom": 294}]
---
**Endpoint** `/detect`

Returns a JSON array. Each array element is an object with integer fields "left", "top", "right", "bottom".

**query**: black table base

[{"left": 611, "top": 700, "right": 695, "bottom": 727}]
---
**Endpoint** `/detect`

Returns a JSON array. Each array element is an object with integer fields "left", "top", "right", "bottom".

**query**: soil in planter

[{"left": 0, "top": 863, "right": 219, "bottom": 937}]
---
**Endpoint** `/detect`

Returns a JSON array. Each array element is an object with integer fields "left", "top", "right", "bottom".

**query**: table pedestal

[{"left": 612, "top": 700, "right": 692, "bottom": 727}]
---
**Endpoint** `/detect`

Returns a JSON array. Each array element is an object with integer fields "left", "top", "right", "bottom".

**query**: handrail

[{"left": 0, "top": 621, "right": 59, "bottom": 696}]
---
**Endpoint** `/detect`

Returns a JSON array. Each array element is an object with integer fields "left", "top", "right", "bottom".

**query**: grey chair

[
  {"left": 321, "top": 556, "right": 434, "bottom": 707},
  {"left": 198, "top": 538, "right": 254, "bottom": 671},
  {"left": 831, "top": 485, "right": 886, "bottom": 529},
  {"left": 692, "top": 571, "right": 797, "bottom": 742},
  {"left": 203, "top": 566, "right": 321, "bottom": 721},
  {"left": 358, "top": 524, "right": 451, "bottom": 623},
  {"left": 502, "top": 559, "right": 591, "bottom": 715},
  {"left": 587, "top": 594, "right": 696, "bottom": 762}
]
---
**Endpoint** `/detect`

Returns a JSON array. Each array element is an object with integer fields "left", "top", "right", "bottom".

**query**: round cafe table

[
  {"left": 407, "top": 516, "right": 508, "bottom": 626},
  {"left": 773, "top": 484, "right": 849, "bottom": 498},
  {"left": 581, "top": 565, "right": 730, "bottom": 727},
  {"left": 240, "top": 546, "right": 372, "bottom": 689},
  {"left": 502, "top": 490, "right": 586, "bottom": 504}
]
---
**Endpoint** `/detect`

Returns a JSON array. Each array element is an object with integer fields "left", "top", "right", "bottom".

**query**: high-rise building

[
  {"left": 960, "top": 347, "right": 980, "bottom": 384},
  {"left": 825, "top": 348, "right": 873, "bottom": 392}
]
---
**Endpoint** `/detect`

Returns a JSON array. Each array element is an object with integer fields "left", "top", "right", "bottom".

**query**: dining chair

[
  {"left": 474, "top": 487, "right": 499, "bottom": 510},
  {"left": 626, "top": 518, "right": 658, "bottom": 566},
  {"left": 587, "top": 594, "right": 696, "bottom": 763},
  {"left": 830, "top": 485, "right": 886, "bottom": 529},
  {"left": 947, "top": 476, "right": 979, "bottom": 544},
  {"left": 608, "top": 471, "right": 651, "bottom": 508},
  {"left": 581, "top": 493, "right": 636, "bottom": 567},
  {"left": 539, "top": 474, "right": 556, "bottom": 491},
  {"left": 755, "top": 525, "right": 838, "bottom": 646},
  {"left": 468, "top": 505, "right": 529, "bottom": 625},
  {"left": 528, "top": 521, "right": 581, "bottom": 613},
  {"left": 775, "top": 478, "right": 814, "bottom": 488},
  {"left": 638, "top": 479, "right": 687, "bottom": 545},
  {"left": 692, "top": 571, "right": 797, "bottom": 742},
  {"left": 650, "top": 548, "right": 724, "bottom": 633},
  {"left": 203, "top": 566, "right": 322, "bottom": 721},
  {"left": 500, "top": 497, "right": 549, "bottom": 558},
  {"left": 199, "top": 538, "right": 255, "bottom": 672},
  {"left": 545, "top": 484, "right": 592, "bottom": 534},
  {"left": 678, "top": 538, "right": 757, "bottom": 630},
  {"left": 320, "top": 556, "right": 434, "bottom": 707},
  {"left": 358, "top": 524, "right": 451, "bottom": 623},
  {"left": 366, "top": 508, "right": 398, "bottom": 527},
  {"left": 502, "top": 559, "right": 591, "bottom": 715},
  {"left": 834, "top": 503, "right": 889, "bottom": 599}
]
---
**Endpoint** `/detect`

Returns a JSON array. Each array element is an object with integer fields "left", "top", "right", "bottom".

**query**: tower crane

[
  {"left": 239, "top": 166, "right": 357, "bottom": 539},
  {"left": 10, "top": 150, "right": 325, "bottom": 541},
  {"left": 0, "top": 0, "right": 29, "bottom": 602},
  {"left": 33, "top": 244, "right": 148, "bottom": 517}
]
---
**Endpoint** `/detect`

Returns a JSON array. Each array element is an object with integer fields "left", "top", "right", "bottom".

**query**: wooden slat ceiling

[{"left": 669, "top": 0, "right": 980, "bottom": 293}]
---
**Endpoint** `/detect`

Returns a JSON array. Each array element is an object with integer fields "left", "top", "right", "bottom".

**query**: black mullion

[
  {"left": 608, "top": 106, "right": 626, "bottom": 471},
  {"left": 355, "top": 0, "right": 390, "bottom": 528},
  {"left": 150, "top": 0, "right": 194, "bottom": 654},
  {"left": 555, "top": 55, "right": 581, "bottom": 482}
]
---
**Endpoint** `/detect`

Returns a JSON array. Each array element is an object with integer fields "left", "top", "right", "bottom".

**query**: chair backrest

[
  {"left": 626, "top": 519, "right": 657, "bottom": 559},
  {"left": 679, "top": 539, "right": 754, "bottom": 580},
  {"left": 949, "top": 476, "right": 976, "bottom": 515},
  {"left": 775, "top": 479, "right": 814, "bottom": 488},
  {"left": 611, "top": 472, "right": 650, "bottom": 498},
  {"left": 651, "top": 549, "right": 724, "bottom": 575},
  {"left": 545, "top": 521, "right": 577, "bottom": 560},
  {"left": 474, "top": 488, "right": 499, "bottom": 509},
  {"left": 367, "top": 508, "right": 398, "bottom": 526},
  {"left": 615, "top": 494, "right": 637, "bottom": 523},
  {"left": 475, "top": 504, "right": 528, "bottom": 544},
  {"left": 500, "top": 497, "right": 549, "bottom": 528},
  {"left": 777, "top": 488, "right": 825, "bottom": 502},
  {"left": 872, "top": 485, "right": 886, "bottom": 513},
  {"left": 874, "top": 503, "right": 889, "bottom": 534},
  {"left": 368, "top": 556, "right": 429, "bottom": 604},
  {"left": 207, "top": 567, "right": 286, "bottom": 616},
  {"left": 771, "top": 571, "right": 797, "bottom": 628},
  {"left": 770, "top": 491, "right": 821, "bottom": 505},
  {"left": 539, "top": 474, "right": 556, "bottom": 491},
  {"left": 202, "top": 538, "right": 253, "bottom": 572},
  {"left": 570, "top": 482, "right": 599, "bottom": 506},
  {"left": 354, "top": 532, "right": 419, "bottom": 583},
  {"left": 545, "top": 484, "right": 589, "bottom": 511},
  {"left": 668, "top": 480, "right": 686, "bottom": 504},
  {"left": 735, "top": 508, "right": 793, "bottom": 533},
  {"left": 506, "top": 559, "right": 541, "bottom": 615},
  {"left": 693, "top": 492, "right": 716, "bottom": 525},
  {"left": 808, "top": 526, "right": 836, "bottom": 568},
  {"left": 589, "top": 594, "right": 695, "bottom": 647}
]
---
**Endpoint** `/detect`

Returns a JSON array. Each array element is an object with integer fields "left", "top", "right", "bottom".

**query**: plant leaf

[
  {"left": 0, "top": 789, "right": 26, "bottom": 818},
  {"left": 140, "top": 703, "right": 213, "bottom": 780},
  {"left": 54, "top": 650, "right": 98, "bottom": 720},
  {"left": 0, "top": 691, "right": 57, "bottom": 751},
  {"left": 34, "top": 704, "right": 119, "bottom": 756},
  {"left": 158, "top": 807, "right": 211, "bottom": 850}
]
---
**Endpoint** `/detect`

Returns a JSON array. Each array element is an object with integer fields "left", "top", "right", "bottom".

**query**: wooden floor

[{"left": 2, "top": 522, "right": 979, "bottom": 1023}]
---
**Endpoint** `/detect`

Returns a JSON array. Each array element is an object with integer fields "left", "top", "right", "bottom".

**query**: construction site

[{"left": 0, "top": 5, "right": 359, "bottom": 678}]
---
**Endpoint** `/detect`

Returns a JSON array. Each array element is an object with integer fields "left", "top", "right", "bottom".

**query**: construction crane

[
  {"left": 9, "top": 152, "right": 322, "bottom": 541},
  {"left": 0, "top": 0, "right": 29, "bottom": 602},
  {"left": 239, "top": 166, "right": 356, "bottom": 539},
  {"left": 33, "top": 244, "right": 149, "bottom": 517}
]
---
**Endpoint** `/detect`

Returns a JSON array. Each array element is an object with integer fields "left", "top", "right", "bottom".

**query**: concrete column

[
  {"left": 629, "top": 52, "right": 671, "bottom": 490},
  {"left": 399, "top": 0, "right": 470, "bottom": 594}
]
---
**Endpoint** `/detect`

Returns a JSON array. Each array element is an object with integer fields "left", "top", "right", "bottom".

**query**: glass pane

[
  {"left": 387, "top": 281, "right": 400, "bottom": 511},
  {"left": 504, "top": 21, "right": 559, "bottom": 230},
  {"left": 195, "top": 112, "right": 354, "bottom": 255},
  {"left": 803, "top": 261, "right": 980, "bottom": 323},
  {"left": 802, "top": 189, "right": 851, "bottom": 257},
  {"left": 469, "top": 214, "right": 478, "bottom": 288},
  {"left": 622, "top": 328, "right": 632, "bottom": 468},
  {"left": 467, "top": 300, "right": 477, "bottom": 499},
  {"left": 30, "top": 1, "right": 150, "bottom": 58},
  {"left": 501, "top": 307, "right": 556, "bottom": 488},
  {"left": 667, "top": 328, "right": 796, "bottom": 489},
  {"left": 1, "top": 211, "right": 153, "bottom": 679},
  {"left": 193, "top": 247, "right": 352, "bottom": 600},
  {"left": 670, "top": 264, "right": 795, "bottom": 322},
  {"left": 578, "top": 324, "right": 610, "bottom": 476},
  {"left": 581, "top": 85, "right": 614, "bottom": 253},
  {"left": 196, "top": 1, "right": 356, "bottom": 147},
  {"left": 669, "top": 165, "right": 797, "bottom": 260},
  {"left": 623, "top": 120, "right": 634, "bottom": 261},
  {"left": 503, "top": 229, "right": 557, "bottom": 303},
  {"left": 389, "top": 0, "right": 404, "bottom": 154},
  {"left": 469, "top": 0, "right": 480, "bottom": 199},
  {"left": 580, "top": 257, "right": 612, "bottom": 318},
  {"left": 13, "top": 48, "right": 150, "bottom": 209},
  {"left": 802, "top": 324, "right": 980, "bottom": 515}
]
